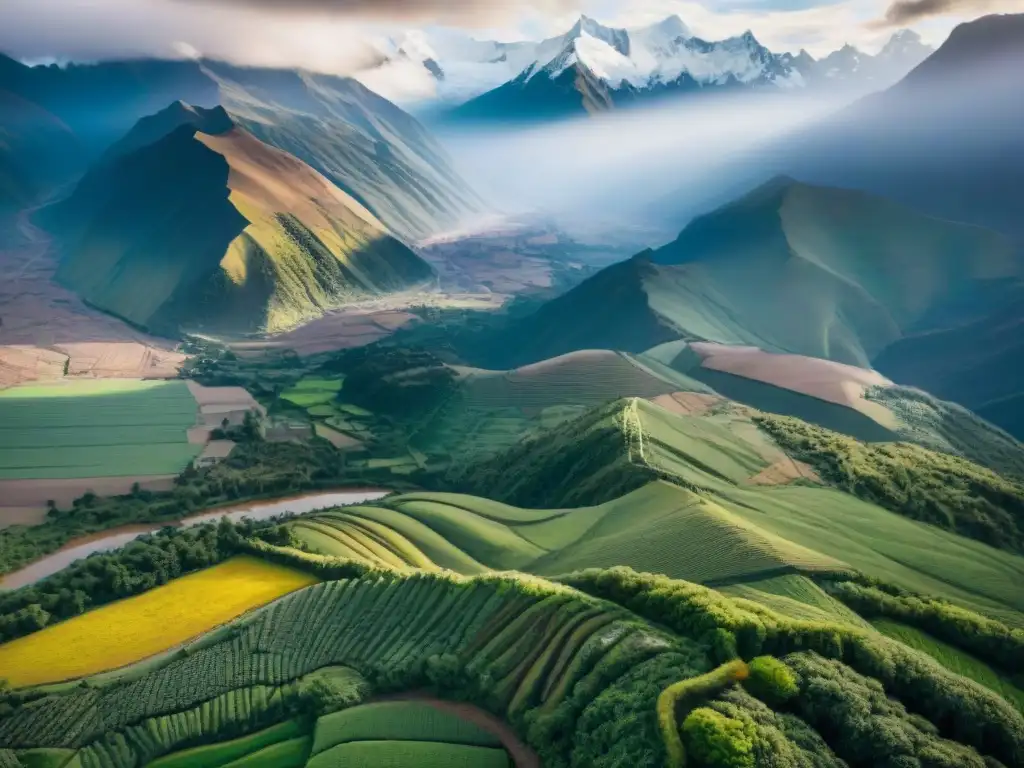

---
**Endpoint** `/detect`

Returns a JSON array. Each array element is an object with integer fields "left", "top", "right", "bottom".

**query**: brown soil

[
  {"left": 370, "top": 693, "right": 540, "bottom": 768},
  {"left": 0, "top": 476, "right": 177, "bottom": 509},
  {"left": 648, "top": 391, "right": 722, "bottom": 416},
  {"left": 314, "top": 423, "right": 364, "bottom": 451},
  {"left": 0, "top": 208, "right": 184, "bottom": 387},
  {"left": 746, "top": 459, "right": 823, "bottom": 486},
  {"left": 0, "top": 507, "right": 50, "bottom": 529}
]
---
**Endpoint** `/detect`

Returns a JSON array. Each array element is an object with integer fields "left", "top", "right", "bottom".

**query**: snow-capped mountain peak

[
  {"left": 570, "top": 15, "right": 631, "bottom": 56},
  {"left": 355, "top": 14, "right": 937, "bottom": 114}
]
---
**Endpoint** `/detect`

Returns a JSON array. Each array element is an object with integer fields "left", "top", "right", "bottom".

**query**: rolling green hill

[
  {"left": 54, "top": 118, "right": 434, "bottom": 335},
  {"left": 470, "top": 178, "right": 1024, "bottom": 447},
  {"left": 482, "top": 177, "right": 1022, "bottom": 372},
  {"left": 489, "top": 178, "right": 1020, "bottom": 370},
  {"left": 4, "top": 562, "right": 1023, "bottom": 768}
]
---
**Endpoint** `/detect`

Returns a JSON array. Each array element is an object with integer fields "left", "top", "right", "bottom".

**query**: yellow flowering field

[{"left": 0, "top": 556, "right": 318, "bottom": 687}]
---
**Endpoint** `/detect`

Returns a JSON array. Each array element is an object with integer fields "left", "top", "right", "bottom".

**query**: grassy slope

[
  {"left": 873, "top": 288, "right": 1024, "bottom": 441},
  {"left": 5, "top": 563, "right": 1023, "bottom": 768},
  {"left": 55, "top": 123, "right": 433, "bottom": 335},
  {"left": 447, "top": 398, "right": 1024, "bottom": 624},
  {"left": 416, "top": 350, "right": 711, "bottom": 461},
  {"left": 489, "top": 178, "right": 1018, "bottom": 370},
  {"left": 756, "top": 412, "right": 1024, "bottom": 554},
  {"left": 204, "top": 61, "right": 485, "bottom": 243}
]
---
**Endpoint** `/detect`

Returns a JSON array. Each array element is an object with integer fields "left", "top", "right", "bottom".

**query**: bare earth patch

[
  {"left": 689, "top": 342, "right": 900, "bottom": 429},
  {"left": 0, "top": 507, "right": 50, "bottom": 529},
  {"left": 746, "top": 459, "right": 823, "bottom": 486},
  {"left": 0, "top": 476, "right": 177, "bottom": 510},
  {"left": 314, "top": 423, "right": 364, "bottom": 450},
  {"left": 648, "top": 391, "right": 722, "bottom": 416},
  {"left": 186, "top": 380, "right": 265, "bottom": 427}
]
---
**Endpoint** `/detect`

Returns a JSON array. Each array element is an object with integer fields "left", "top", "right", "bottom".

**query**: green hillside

[
  {"left": 5, "top": 563, "right": 1023, "bottom": 768},
  {"left": 487, "top": 178, "right": 1020, "bottom": 369},
  {"left": 446, "top": 398, "right": 1024, "bottom": 621},
  {"left": 874, "top": 288, "right": 1024, "bottom": 440},
  {"left": 54, "top": 121, "right": 433, "bottom": 335}
]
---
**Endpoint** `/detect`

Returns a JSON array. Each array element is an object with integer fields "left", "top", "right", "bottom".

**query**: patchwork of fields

[{"left": 0, "top": 556, "right": 317, "bottom": 687}]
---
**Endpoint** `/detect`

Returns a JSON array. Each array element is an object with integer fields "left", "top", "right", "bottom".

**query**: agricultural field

[
  {"left": 280, "top": 377, "right": 344, "bottom": 408},
  {"left": 0, "top": 556, "right": 317, "bottom": 687},
  {"left": 0, "top": 379, "right": 202, "bottom": 480},
  {"left": 3, "top": 564, "right": 1020, "bottom": 768}
]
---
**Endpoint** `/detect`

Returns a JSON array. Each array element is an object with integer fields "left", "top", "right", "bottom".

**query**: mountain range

[
  {"left": 362, "top": 15, "right": 933, "bottom": 122},
  {"left": 0, "top": 55, "right": 484, "bottom": 240},
  {"left": 472, "top": 175, "right": 1024, "bottom": 436}
]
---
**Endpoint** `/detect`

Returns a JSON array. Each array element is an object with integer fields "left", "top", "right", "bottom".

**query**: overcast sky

[{"left": 1, "top": 0, "right": 1021, "bottom": 74}]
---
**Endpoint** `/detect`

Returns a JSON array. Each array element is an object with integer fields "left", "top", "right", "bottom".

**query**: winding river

[{"left": 0, "top": 489, "right": 391, "bottom": 590}]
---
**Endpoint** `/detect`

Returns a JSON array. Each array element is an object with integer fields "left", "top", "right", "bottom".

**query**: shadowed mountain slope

[
  {"left": 489, "top": 178, "right": 1019, "bottom": 369},
  {"left": 54, "top": 117, "right": 434, "bottom": 335},
  {"left": 0, "top": 55, "right": 483, "bottom": 240}
]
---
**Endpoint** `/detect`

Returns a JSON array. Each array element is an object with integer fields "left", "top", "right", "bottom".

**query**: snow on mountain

[{"left": 357, "top": 17, "right": 934, "bottom": 110}]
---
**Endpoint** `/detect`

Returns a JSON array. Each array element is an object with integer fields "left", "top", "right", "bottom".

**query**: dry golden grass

[{"left": 0, "top": 555, "right": 318, "bottom": 687}]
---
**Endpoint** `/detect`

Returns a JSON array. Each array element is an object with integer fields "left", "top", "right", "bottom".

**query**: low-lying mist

[
  {"left": 435, "top": 47, "right": 1024, "bottom": 243},
  {"left": 433, "top": 91, "right": 851, "bottom": 235}
]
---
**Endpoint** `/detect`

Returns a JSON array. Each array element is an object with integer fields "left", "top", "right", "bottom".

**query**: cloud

[
  {"left": 173, "top": 0, "right": 582, "bottom": 25},
  {"left": 873, "top": 0, "right": 1021, "bottom": 25},
  {"left": 0, "top": 0, "right": 383, "bottom": 74}
]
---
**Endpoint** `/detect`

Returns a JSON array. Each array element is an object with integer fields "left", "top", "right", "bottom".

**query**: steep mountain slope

[
  {"left": 490, "top": 178, "right": 1019, "bottom": 368},
  {"left": 0, "top": 88, "right": 81, "bottom": 212},
  {"left": 54, "top": 117, "right": 433, "bottom": 335},
  {"left": 768, "top": 13, "right": 1024, "bottom": 239},
  {"left": 0, "top": 55, "right": 483, "bottom": 240}
]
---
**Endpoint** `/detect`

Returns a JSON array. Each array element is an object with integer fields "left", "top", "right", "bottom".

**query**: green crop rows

[{"left": 0, "top": 380, "right": 201, "bottom": 479}]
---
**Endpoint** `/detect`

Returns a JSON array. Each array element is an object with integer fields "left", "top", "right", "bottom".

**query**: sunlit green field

[{"left": 0, "top": 379, "right": 201, "bottom": 479}]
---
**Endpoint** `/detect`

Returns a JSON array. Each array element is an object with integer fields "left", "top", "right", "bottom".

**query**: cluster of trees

[
  {"left": 822, "top": 577, "right": 1024, "bottom": 678},
  {"left": 0, "top": 518, "right": 293, "bottom": 644},
  {"left": 783, "top": 651, "right": 992, "bottom": 767},
  {"left": 865, "top": 385, "right": 1024, "bottom": 480},
  {"left": 320, "top": 345, "right": 458, "bottom": 419},
  {"left": 755, "top": 413, "right": 1024, "bottom": 552},
  {"left": 561, "top": 567, "right": 1024, "bottom": 768}
]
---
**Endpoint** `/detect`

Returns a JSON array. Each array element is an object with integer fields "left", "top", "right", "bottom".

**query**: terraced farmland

[
  {"left": 0, "top": 573, "right": 708, "bottom": 767},
  {"left": 0, "top": 379, "right": 201, "bottom": 479},
  {"left": 0, "top": 556, "right": 318, "bottom": 687},
  {"left": 5, "top": 565, "right": 1022, "bottom": 768}
]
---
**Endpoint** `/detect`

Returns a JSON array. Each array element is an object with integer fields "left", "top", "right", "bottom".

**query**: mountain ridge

[{"left": 53, "top": 111, "right": 435, "bottom": 335}]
